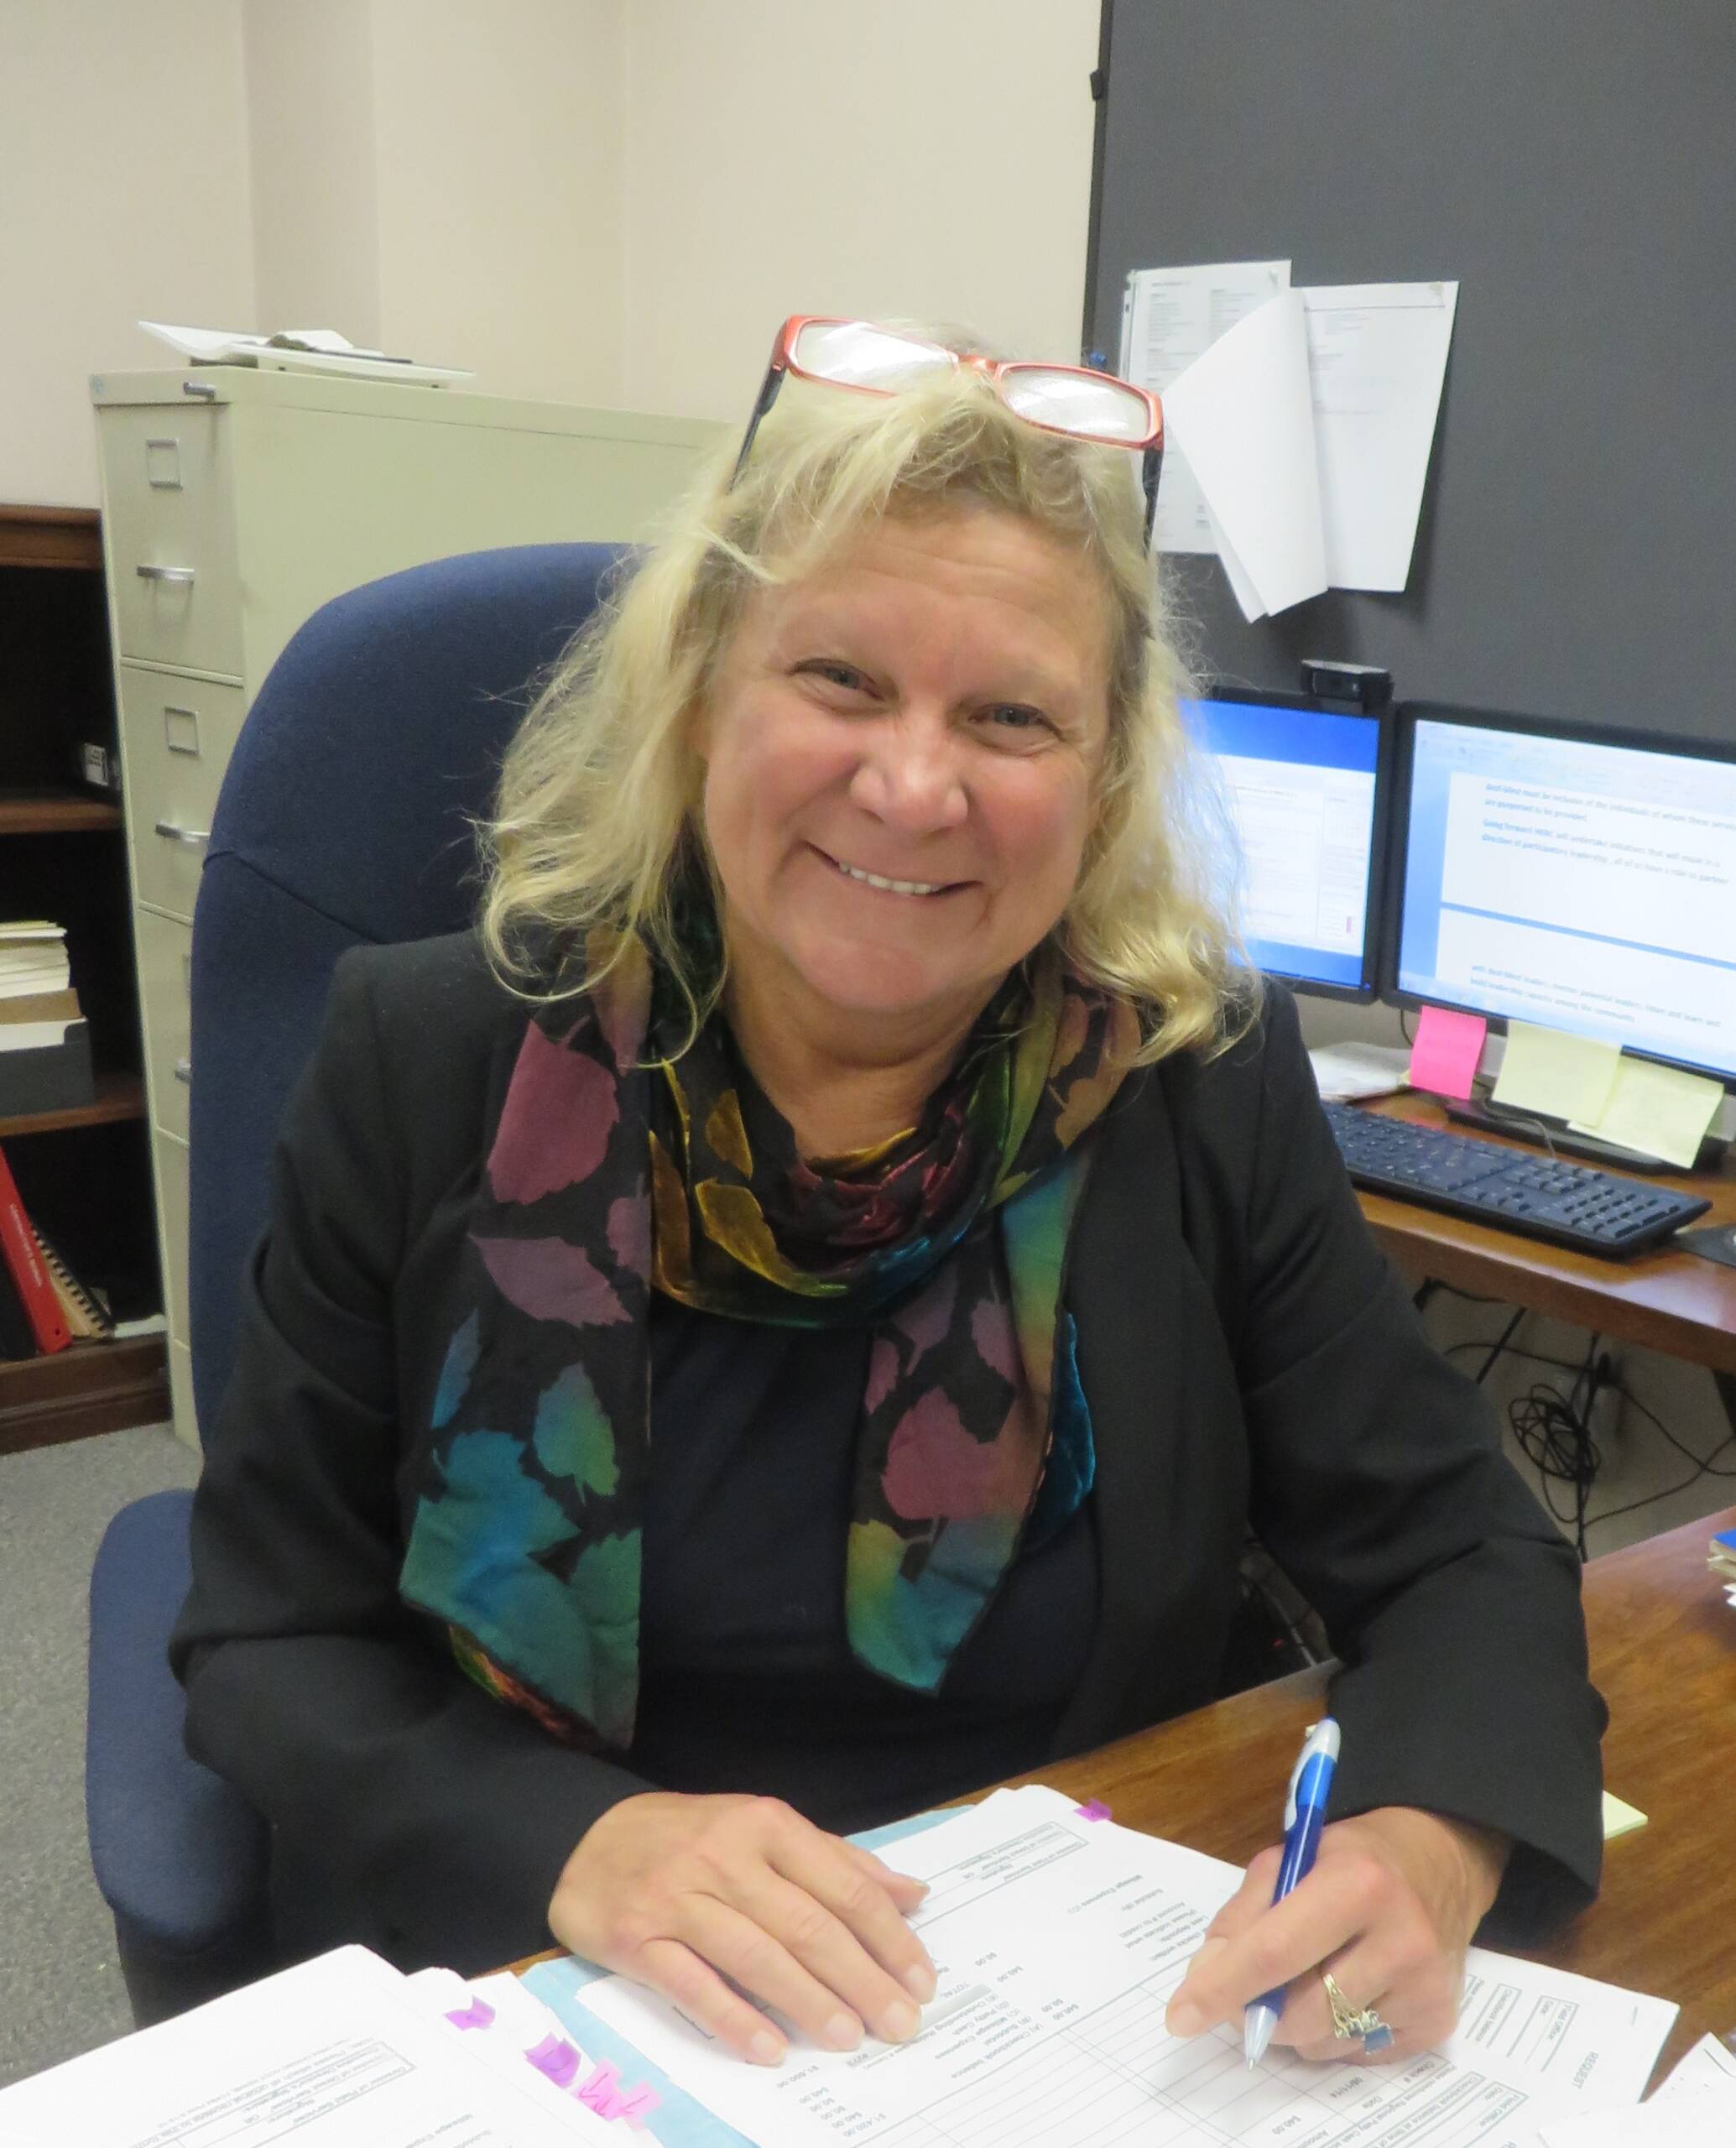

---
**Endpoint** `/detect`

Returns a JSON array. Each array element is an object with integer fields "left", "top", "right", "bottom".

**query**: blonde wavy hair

[{"left": 479, "top": 339, "right": 1254, "bottom": 1066}]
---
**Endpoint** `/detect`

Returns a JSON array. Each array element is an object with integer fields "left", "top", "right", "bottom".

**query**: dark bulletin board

[{"left": 1087, "top": 2, "right": 1736, "bottom": 741}]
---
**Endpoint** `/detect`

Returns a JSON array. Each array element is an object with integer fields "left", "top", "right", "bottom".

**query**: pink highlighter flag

[{"left": 1409, "top": 1005, "right": 1487, "bottom": 1101}]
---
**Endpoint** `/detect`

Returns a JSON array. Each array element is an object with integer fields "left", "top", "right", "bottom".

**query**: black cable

[
  {"left": 1508, "top": 1332, "right": 1607, "bottom": 1558},
  {"left": 1473, "top": 1309, "right": 1526, "bottom": 1387},
  {"left": 1437, "top": 1317, "right": 1736, "bottom": 1551}
]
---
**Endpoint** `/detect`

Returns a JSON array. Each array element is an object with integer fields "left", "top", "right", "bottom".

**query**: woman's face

[{"left": 694, "top": 505, "right": 1114, "bottom": 1041}]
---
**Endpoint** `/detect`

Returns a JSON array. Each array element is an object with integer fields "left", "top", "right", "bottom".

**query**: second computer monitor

[
  {"left": 1390, "top": 703, "right": 1736, "bottom": 1086},
  {"left": 1185, "top": 686, "right": 1389, "bottom": 998}
]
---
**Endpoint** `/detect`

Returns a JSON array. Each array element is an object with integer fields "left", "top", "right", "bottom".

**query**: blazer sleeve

[
  {"left": 171, "top": 946, "right": 653, "bottom": 1973},
  {"left": 1233, "top": 989, "right": 1605, "bottom": 1942}
]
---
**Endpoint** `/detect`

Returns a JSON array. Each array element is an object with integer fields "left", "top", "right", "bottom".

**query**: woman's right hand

[{"left": 548, "top": 1791, "right": 938, "bottom": 2065}]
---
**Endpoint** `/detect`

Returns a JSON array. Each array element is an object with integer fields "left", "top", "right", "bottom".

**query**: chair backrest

[{"left": 188, "top": 542, "right": 624, "bottom": 1437}]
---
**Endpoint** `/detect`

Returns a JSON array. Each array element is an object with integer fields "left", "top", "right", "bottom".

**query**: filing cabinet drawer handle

[
  {"left": 174, "top": 1058, "right": 193, "bottom": 1086},
  {"left": 154, "top": 818, "right": 211, "bottom": 849},
  {"left": 136, "top": 563, "right": 196, "bottom": 585},
  {"left": 181, "top": 380, "right": 217, "bottom": 400}
]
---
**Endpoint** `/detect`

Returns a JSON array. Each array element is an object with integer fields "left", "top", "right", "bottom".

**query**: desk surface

[
  {"left": 1005, "top": 1502, "right": 1736, "bottom": 2088},
  {"left": 510, "top": 1509, "right": 1733, "bottom": 2089},
  {"left": 1357, "top": 1092, "right": 1736, "bottom": 1374}
]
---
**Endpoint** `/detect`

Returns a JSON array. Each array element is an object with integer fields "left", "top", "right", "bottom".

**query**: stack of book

[
  {"left": 0, "top": 920, "right": 95, "bottom": 1118},
  {"left": 0, "top": 1142, "right": 112, "bottom": 1358}
]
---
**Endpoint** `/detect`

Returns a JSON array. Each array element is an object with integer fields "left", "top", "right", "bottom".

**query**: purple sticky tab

[
  {"left": 526, "top": 2033, "right": 582, "bottom": 2089},
  {"left": 445, "top": 1997, "right": 497, "bottom": 2031},
  {"left": 578, "top": 2058, "right": 624, "bottom": 2118},
  {"left": 1075, "top": 1799, "right": 1112, "bottom": 1822}
]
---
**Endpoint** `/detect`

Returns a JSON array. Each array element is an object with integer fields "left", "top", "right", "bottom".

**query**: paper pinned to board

[
  {"left": 1118, "top": 260, "right": 1291, "bottom": 555},
  {"left": 1122, "top": 266, "right": 1457, "bottom": 611},
  {"left": 1303, "top": 281, "right": 1458, "bottom": 591},
  {"left": 1163, "top": 290, "right": 1327, "bottom": 620}
]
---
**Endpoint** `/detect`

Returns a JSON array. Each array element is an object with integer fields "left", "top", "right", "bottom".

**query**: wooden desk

[
  {"left": 1004, "top": 1503, "right": 1736, "bottom": 2088},
  {"left": 513, "top": 1511, "right": 1733, "bottom": 2092},
  {"left": 1356, "top": 1092, "right": 1736, "bottom": 1379}
]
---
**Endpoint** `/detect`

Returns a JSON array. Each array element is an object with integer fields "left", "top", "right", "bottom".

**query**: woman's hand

[
  {"left": 549, "top": 1791, "right": 937, "bottom": 2066},
  {"left": 1165, "top": 1807, "right": 1510, "bottom": 2062}
]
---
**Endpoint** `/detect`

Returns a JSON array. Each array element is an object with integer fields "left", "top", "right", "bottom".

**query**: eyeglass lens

[
  {"left": 790, "top": 319, "right": 951, "bottom": 390},
  {"left": 999, "top": 368, "right": 1152, "bottom": 444}
]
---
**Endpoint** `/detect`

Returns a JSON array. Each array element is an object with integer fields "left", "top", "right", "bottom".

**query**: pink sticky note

[
  {"left": 1075, "top": 1800, "right": 1112, "bottom": 1822},
  {"left": 1409, "top": 1005, "right": 1487, "bottom": 1102}
]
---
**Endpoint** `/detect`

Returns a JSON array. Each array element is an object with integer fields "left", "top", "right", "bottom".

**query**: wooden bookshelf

[
  {"left": 0, "top": 1068, "right": 145, "bottom": 1142},
  {"left": 0, "top": 1335, "right": 170, "bottom": 1456},
  {"left": 0, "top": 503, "right": 103, "bottom": 572},
  {"left": 0, "top": 788, "right": 124, "bottom": 834},
  {"left": 2, "top": 504, "right": 166, "bottom": 1450}
]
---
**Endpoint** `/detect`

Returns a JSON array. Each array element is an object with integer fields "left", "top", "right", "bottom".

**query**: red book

[{"left": 0, "top": 1144, "right": 71, "bottom": 1353}]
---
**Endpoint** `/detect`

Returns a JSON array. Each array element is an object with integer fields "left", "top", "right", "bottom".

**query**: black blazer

[{"left": 174, "top": 932, "right": 1604, "bottom": 1973}]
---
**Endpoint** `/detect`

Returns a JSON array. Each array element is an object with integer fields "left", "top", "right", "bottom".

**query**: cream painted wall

[
  {"left": 0, "top": 0, "right": 256, "bottom": 507},
  {"left": 620, "top": 0, "right": 1103, "bottom": 423},
  {"left": 242, "top": 0, "right": 381, "bottom": 342},
  {"left": 368, "top": 0, "right": 624, "bottom": 405},
  {"left": 3, "top": 0, "right": 1100, "bottom": 498}
]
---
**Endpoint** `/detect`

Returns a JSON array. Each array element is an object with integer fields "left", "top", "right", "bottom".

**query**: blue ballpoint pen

[{"left": 1243, "top": 1717, "right": 1341, "bottom": 2068}]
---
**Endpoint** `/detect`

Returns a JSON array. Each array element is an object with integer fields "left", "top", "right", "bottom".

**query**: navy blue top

[{"left": 636, "top": 1297, "right": 1098, "bottom": 1833}]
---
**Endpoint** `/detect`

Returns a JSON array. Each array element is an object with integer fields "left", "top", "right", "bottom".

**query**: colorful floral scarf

[{"left": 401, "top": 926, "right": 1140, "bottom": 1751}]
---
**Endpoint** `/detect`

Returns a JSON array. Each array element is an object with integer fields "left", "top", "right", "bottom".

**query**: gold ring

[{"left": 1322, "top": 1970, "right": 1395, "bottom": 2053}]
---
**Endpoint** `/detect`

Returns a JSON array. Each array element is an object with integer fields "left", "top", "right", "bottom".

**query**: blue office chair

[{"left": 85, "top": 542, "right": 625, "bottom": 2025}]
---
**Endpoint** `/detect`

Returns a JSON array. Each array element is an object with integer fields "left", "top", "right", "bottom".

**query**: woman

[{"left": 174, "top": 317, "right": 1603, "bottom": 2076}]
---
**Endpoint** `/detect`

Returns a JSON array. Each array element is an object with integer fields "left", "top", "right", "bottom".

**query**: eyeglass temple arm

[
  {"left": 732, "top": 362, "right": 788, "bottom": 486},
  {"left": 1140, "top": 442, "right": 1164, "bottom": 546}
]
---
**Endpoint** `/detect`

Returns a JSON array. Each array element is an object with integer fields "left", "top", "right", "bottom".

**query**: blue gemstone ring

[{"left": 1322, "top": 1971, "right": 1395, "bottom": 2054}]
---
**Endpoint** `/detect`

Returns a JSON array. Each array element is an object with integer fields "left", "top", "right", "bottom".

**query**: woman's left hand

[{"left": 1164, "top": 1807, "right": 1510, "bottom": 2062}]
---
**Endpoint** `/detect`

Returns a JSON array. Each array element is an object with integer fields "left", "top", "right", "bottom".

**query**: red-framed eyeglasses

[{"left": 732, "top": 315, "right": 1165, "bottom": 547}]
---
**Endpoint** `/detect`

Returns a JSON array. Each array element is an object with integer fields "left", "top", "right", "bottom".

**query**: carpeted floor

[{"left": 0, "top": 1421, "right": 199, "bottom": 2089}]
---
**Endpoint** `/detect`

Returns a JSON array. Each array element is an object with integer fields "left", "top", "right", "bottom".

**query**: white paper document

[
  {"left": 1302, "top": 282, "right": 1458, "bottom": 592},
  {"left": 1531, "top": 2030, "right": 1736, "bottom": 2146},
  {"left": 0, "top": 1945, "right": 604, "bottom": 2148},
  {"left": 1118, "top": 260, "right": 1291, "bottom": 556},
  {"left": 581, "top": 1786, "right": 1676, "bottom": 2148},
  {"left": 139, "top": 319, "right": 472, "bottom": 384},
  {"left": 1163, "top": 291, "right": 1328, "bottom": 621}
]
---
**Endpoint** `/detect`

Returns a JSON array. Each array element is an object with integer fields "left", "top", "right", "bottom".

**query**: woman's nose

[{"left": 847, "top": 717, "right": 968, "bottom": 832}]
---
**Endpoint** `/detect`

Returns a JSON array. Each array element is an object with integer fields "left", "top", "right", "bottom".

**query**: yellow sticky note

[
  {"left": 1492, "top": 1020, "right": 1621, "bottom": 1125},
  {"left": 1601, "top": 1791, "right": 1648, "bottom": 1839},
  {"left": 1573, "top": 1056, "right": 1723, "bottom": 1170}
]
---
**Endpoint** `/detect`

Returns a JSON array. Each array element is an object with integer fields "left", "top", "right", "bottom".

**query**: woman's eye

[
  {"left": 797, "top": 658, "right": 871, "bottom": 692},
  {"left": 981, "top": 704, "right": 1051, "bottom": 737}
]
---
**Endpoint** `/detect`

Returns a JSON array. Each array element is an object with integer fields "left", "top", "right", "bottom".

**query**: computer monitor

[
  {"left": 1184, "top": 686, "right": 1390, "bottom": 999},
  {"left": 1389, "top": 703, "right": 1736, "bottom": 1087}
]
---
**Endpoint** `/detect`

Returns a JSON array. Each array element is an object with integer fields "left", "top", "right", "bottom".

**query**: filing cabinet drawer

[
  {"left": 102, "top": 404, "right": 244, "bottom": 677},
  {"left": 118, "top": 665, "right": 247, "bottom": 920},
  {"left": 168, "top": 1337, "right": 198, "bottom": 1450},
  {"left": 155, "top": 1129, "right": 191, "bottom": 1349},
  {"left": 135, "top": 907, "right": 194, "bottom": 1142}
]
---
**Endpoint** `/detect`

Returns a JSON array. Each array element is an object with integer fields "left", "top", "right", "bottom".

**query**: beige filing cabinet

[{"left": 91, "top": 365, "right": 725, "bottom": 1447}]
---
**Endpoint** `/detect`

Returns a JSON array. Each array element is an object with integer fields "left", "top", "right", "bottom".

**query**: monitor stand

[{"left": 1441, "top": 1092, "right": 1725, "bottom": 1176}]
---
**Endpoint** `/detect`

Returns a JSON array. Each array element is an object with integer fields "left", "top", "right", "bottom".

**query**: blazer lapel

[{"left": 1050, "top": 1072, "right": 1249, "bottom": 1757}]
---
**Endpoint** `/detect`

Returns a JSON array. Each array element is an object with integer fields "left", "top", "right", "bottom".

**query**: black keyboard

[{"left": 1322, "top": 1103, "right": 1711, "bottom": 1258}]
